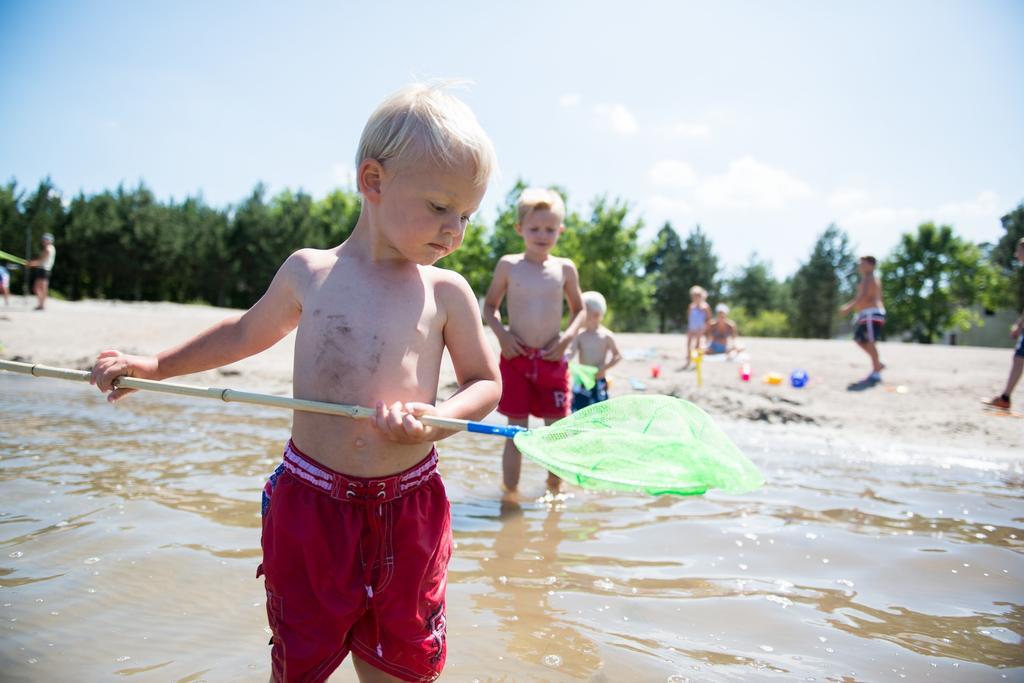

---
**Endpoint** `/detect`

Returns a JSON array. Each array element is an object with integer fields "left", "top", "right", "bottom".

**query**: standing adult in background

[{"left": 26, "top": 233, "right": 56, "bottom": 311}]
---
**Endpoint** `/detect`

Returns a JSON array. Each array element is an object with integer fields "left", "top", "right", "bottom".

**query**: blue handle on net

[{"left": 466, "top": 422, "right": 528, "bottom": 439}]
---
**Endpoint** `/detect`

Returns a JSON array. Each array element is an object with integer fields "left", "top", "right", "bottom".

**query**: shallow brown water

[{"left": 1, "top": 375, "right": 1022, "bottom": 682}]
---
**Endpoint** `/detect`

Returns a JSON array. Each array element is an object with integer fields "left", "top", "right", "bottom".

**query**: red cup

[
  {"left": 740, "top": 364, "right": 751, "bottom": 382},
  {"left": 651, "top": 364, "right": 661, "bottom": 378}
]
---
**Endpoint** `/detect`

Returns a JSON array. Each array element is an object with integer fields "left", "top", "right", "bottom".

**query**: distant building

[{"left": 944, "top": 307, "right": 1017, "bottom": 348}]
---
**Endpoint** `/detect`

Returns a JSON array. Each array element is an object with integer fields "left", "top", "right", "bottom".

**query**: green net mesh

[{"left": 513, "top": 395, "right": 763, "bottom": 496}]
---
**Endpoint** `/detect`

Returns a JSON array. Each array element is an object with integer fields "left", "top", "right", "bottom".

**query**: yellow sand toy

[
  {"left": 763, "top": 372, "right": 784, "bottom": 385},
  {"left": 691, "top": 349, "right": 704, "bottom": 388}
]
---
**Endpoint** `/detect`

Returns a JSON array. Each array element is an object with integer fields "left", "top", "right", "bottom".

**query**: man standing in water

[
  {"left": 26, "top": 233, "right": 56, "bottom": 311},
  {"left": 840, "top": 255, "right": 885, "bottom": 386}
]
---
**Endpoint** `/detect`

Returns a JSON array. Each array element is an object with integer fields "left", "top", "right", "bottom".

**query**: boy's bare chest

[
  {"left": 507, "top": 260, "right": 564, "bottom": 299},
  {"left": 577, "top": 332, "right": 607, "bottom": 359},
  {"left": 297, "top": 277, "right": 440, "bottom": 368}
]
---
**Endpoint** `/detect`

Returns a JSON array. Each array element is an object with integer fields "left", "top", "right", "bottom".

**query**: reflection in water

[{"left": 1, "top": 375, "right": 1022, "bottom": 681}]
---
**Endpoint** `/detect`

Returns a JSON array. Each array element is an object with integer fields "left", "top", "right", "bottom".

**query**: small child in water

[{"left": 570, "top": 291, "right": 622, "bottom": 411}]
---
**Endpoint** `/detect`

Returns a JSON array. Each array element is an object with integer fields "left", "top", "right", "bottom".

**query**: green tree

[
  {"left": 558, "top": 196, "right": 650, "bottom": 330},
  {"left": 882, "top": 222, "right": 997, "bottom": 343},
  {"left": 992, "top": 202, "right": 1024, "bottom": 310},
  {"left": 726, "top": 253, "right": 782, "bottom": 316},
  {"left": 644, "top": 223, "right": 689, "bottom": 332},
  {"left": 0, "top": 180, "right": 25, "bottom": 257},
  {"left": 791, "top": 224, "right": 856, "bottom": 338},
  {"left": 487, "top": 180, "right": 528, "bottom": 266},
  {"left": 730, "top": 306, "right": 790, "bottom": 338},
  {"left": 678, "top": 225, "right": 720, "bottom": 304},
  {"left": 437, "top": 221, "right": 492, "bottom": 295}
]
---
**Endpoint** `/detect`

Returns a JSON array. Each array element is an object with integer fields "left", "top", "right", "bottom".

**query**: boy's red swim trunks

[
  {"left": 497, "top": 346, "right": 571, "bottom": 420},
  {"left": 258, "top": 440, "right": 451, "bottom": 682}
]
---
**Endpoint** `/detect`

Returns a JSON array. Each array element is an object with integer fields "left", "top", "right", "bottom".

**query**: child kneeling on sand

[
  {"left": 570, "top": 290, "right": 622, "bottom": 411},
  {"left": 92, "top": 84, "right": 501, "bottom": 683}
]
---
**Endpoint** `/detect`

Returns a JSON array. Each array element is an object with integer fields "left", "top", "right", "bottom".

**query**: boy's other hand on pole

[
  {"left": 90, "top": 350, "right": 157, "bottom": 403},
  {"left": 373, "top": 401, "right": 453, "bottom": 444}
]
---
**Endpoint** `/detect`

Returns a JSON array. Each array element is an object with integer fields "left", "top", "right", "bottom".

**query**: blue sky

[{"left": 2, "top": 1, "right": 1022, "bottom": 276}]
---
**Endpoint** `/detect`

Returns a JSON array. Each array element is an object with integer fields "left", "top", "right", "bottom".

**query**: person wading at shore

[{"left": 26, "top": 233, "right": 56, "bottom": 311}]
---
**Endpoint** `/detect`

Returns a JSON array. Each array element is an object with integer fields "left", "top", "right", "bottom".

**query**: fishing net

[{"left": 513, "top": 395, "right": 763, "bottom": 496}]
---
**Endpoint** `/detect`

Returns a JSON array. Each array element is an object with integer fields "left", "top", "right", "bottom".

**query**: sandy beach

[{"left": 2, "top": 298, "right": 1020, "bottom": 454}]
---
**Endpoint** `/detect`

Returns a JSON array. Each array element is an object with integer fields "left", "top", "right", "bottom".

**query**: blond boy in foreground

[
  {"left": 483, "top": 188, "right": 585, "bottom": 495},
  {"left": 92, "top": 84, "right": 501, "bottom": 683},
  {"left": 840, "top": 255, "right": 886, "bottom": 386},
  {"left": 570, "top": 290, "right": 622, "bottom": 411}
]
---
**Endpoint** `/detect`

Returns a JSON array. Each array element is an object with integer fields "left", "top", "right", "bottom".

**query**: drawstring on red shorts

[{"left": 350, "top": 481, "right": 387, "bottom": 658}]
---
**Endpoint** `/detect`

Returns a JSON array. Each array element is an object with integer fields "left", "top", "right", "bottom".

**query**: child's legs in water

[
  {"left": 502, "top": 416, "right": 529, "bottom": 492},
  {"left": 543, "top": 416, "right": 562, "bottom": 491}
]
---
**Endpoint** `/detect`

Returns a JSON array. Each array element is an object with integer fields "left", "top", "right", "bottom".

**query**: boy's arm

[
  {"left": 840, "top": 279, "right": 864, "bottom": 315},
  {"left": 541, "top": 261, "right": 586, "bottom": 361},
  {"left": 376, "top": 273, "right": 501, "bottom": 443},
  {"left": 92, "top": 251, "right": 307, "bottom": 401},
  {"left": 597, "top": 332, "right": 622, "bottom": 378},
  {"left": 482, "top": 258, "right": 525, "bottom": 358}
]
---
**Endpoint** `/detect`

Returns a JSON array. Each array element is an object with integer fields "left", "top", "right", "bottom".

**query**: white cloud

[
  {"left": 594, "top": 103, "right": 638, "bottom": 135},
  {"left": 696, "top": 156, "right": 812, "bottom": 210},
  {"left": 827, "top": 187, "right": 870, "bottom": 211},
  {"left": 838, "top": 191, "right": 1002, "bottom": 256},
  {"left": 935, "top": 191, "right": 999, "bottom": 226},
  {"left": 666, "top": 121, "right": 711, "bottom": 139},
  {"left": 559, "top": 93, "right": 581, "bottom": 108},
  {"left": 648, "top": 194, "right": 694, "bottom": 216},
  {"left": 648, "top": 160, "right": 698, "bottom": 189}
]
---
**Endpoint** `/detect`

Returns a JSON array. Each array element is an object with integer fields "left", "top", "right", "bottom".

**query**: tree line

[{"left": 2, "top": 177, "right": 1021, "bottom": 342}]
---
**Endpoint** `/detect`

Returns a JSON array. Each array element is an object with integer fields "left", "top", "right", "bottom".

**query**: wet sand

[{"left": 1, "top": 298, "right": 1022, "bottom": 681}]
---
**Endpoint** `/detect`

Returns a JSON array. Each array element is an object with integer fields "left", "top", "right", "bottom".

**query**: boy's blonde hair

[
  {"left": 689, "top": 285, "right": 706, "bottom": 298},
  {"left": 582, "top": 290, "right": 607, "bottom": 315},
  {"left": 356, "top": 82, "right": 497, "bottom": 187},
  {"left": 517, "top": 187, "right": 566, "bottom": 224}
]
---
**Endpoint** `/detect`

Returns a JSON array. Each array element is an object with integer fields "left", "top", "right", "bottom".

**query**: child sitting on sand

[
  {"left": 91, "top": 83, "right": 501, "bottom": 683},
  {"left": 705, "top": 303, "right": 740, "bottom": 357},
  {"left": 570, "top": 290, "right": 622, "bottom": 411},
  {"left": 684, "top": 285, "right": 711, "bottom": 369},
  {"left": 483, "top": 187, "right": 585, "bottom": 494}
]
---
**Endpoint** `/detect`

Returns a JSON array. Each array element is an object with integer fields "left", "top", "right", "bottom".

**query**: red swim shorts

[
  {"left": 258, "top": 440, "right": 452, "bottom": 682},
  {"left": 497, "top": 346, "right": 571, "bottom": 420}
]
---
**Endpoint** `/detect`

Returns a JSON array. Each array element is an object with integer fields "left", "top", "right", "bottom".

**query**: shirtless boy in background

[
  {"left": 483, "top": 188, "right": 585, "bottom": 495},
  {"left": 570, "top": 290, "right": 622, "bottom": 411},
  {"left": 840, "top": 255, "right": 886, "bottom": 386}
]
